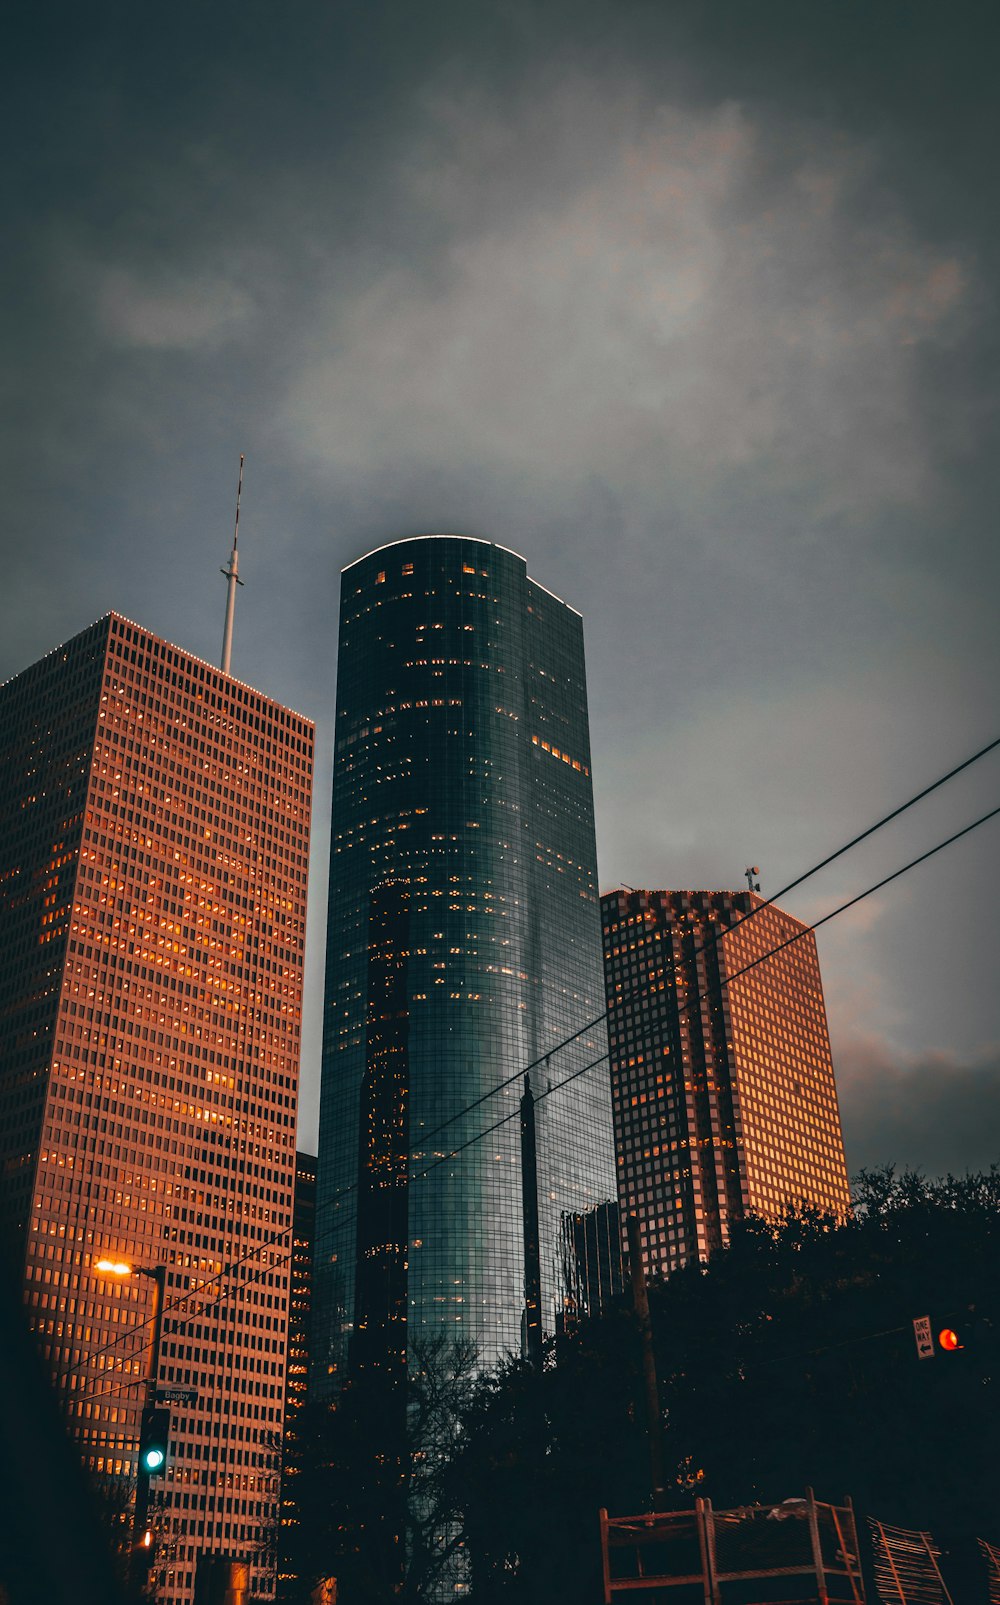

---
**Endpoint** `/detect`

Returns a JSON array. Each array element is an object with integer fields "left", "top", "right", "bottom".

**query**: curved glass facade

[{"left": 314, "top": 536, "right": 615, "bottom": 1387}]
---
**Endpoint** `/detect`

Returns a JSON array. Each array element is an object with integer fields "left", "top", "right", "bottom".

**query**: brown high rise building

[
  {"left": 0, "top": 613, "right": 313, "bottom": 1603},
  {"left": 601, "top": 888, "right": 850, "bottom": 1279}
]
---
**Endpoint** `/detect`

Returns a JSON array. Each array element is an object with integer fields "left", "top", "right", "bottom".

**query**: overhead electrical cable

[
  {"left": 397, "top": 733, "right": 1000, "bottom": 1158},
  {"left": 68, "top": 795, "right": 1000, "bottom": 1400}
]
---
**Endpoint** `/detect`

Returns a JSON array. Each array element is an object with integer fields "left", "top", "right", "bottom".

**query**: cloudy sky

[{"left": 4, "top": 0, "right": 998, "bottom": 1178}]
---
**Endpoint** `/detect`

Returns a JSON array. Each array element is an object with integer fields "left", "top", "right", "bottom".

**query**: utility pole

[
  {"left": 626, "top": 1214, "right": 665, "bottom": 1504},
  {"left": 520, "top": 1073, "right": 543, "bottom": 1370},
  {"left": 94, "top": 1257, "right": 168, "bottom": 1588},
  {"left": 131, "top": 1264, "right": 167, "bottom": 1600}
]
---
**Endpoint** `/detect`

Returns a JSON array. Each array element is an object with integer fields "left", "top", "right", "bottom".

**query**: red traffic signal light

[{"left": 938, "top": 1327, "right": 963, "bottom": 1352}]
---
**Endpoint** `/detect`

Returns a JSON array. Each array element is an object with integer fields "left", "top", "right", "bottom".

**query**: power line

[
  {"left": 59, "top": 1231, "right": 293, "bottom": 1386},
  {"left": 411, "top": 800, "right": 1000, "bottom": 1199},
  {"left": 291, "top": 797, "right": 1000, "bottom": 1250},
  {"left": 73, "top": 1247, "right": 294, "bottom": 1408},
  {"left": 408, "top": 1050, "right": 612, "bottom": 1187},
  {"left": 68, "top": 796, "right": 1000, "bottom": 1401},
  {"left": 81, "top": 726, "right": 1000, "bottom": 1349},
  {"left": 394, "top": 731, "right": 1000, "bottom": 1161},
  {"left": 752, "top": 733, "right": 1000, "bottom": 907}
]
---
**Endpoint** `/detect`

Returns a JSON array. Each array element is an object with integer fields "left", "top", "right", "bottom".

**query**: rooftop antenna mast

[
  {"left": 745, "top": 865, "right": 761, "bottom": 894},
  {"left": 220, "top": 453, "right": 245, "bottom": 675}
]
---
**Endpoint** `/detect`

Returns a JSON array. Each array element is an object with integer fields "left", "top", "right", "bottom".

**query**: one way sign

[{"left": 913, "top": 1315, "right": 934, "bottom": 1360}]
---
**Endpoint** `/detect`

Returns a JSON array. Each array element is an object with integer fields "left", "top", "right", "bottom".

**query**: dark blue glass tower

[{"left": 314, "top": 536, "right": 615, "bottom": 1389}]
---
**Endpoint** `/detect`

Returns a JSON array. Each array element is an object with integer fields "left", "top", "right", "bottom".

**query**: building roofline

[
  {"left": 599, "top": 886, "right": 760, "bottom": 901},
  {"left": 530, "top": 578, "right": 581, "bottom": 617},
  {"left": 341, "top": 534, "right": 581, "bottom": 616},
  {"left": 343, "top": 533, "right": 526, "bottom": 572},
  {"left": 1, "top": 611, "right": 314, "bottom": 729},
  {"left": 106, "top": 612, "right": 315, "bottom": 727}
]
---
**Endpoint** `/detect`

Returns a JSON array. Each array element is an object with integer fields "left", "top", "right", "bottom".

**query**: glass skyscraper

[{"left": 314, "top": 536, "right": 616, "bottom": 1388}]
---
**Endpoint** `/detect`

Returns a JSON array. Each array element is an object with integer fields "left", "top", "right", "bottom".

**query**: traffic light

[
  {"left": 138, "top": 1404, "right": 170, "bottom": 1477},
  {"left": 913, "top": 1313, "right": 970, "bottom": 1358},
  {"left": 914, "top": 1309, "right": 996, "bottom": 1380},
  {"left": 935, "top": 1307, "right": 980, "bottom": 1355}
]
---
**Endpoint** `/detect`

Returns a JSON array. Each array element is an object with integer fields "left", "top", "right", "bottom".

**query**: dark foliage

[
  {"left": 289, "top": 1335, "right": 476, "bottom": 1605},
  {"left": 442, "top": 1322, "right": 650, "bottom": 1604},
  {"left": 444, "top": 1168, "right": 1000, "bottom": 1601}
]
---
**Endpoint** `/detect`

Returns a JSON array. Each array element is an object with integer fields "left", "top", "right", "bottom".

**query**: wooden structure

[{"left": 600, "top": 1488, "right": 865, "bottom": 1604}]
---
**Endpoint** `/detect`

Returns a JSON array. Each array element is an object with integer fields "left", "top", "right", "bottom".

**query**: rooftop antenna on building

[
  {"left": 220, "top": 453, "right": 245, "bottom": 675},
  {"left": 745, "top": 865, "right": 761, "bottom": 893}
]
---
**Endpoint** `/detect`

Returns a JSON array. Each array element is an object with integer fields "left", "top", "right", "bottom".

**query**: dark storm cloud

[
  {"left": 837, "top": 1036, "right": 1000, "bottom": 1179},
  {"left": 284, "top": 82, "right": 971, "bottom": 508},
  {"left": 2, "top": 0, "right": 998, "bottom": 1164}
]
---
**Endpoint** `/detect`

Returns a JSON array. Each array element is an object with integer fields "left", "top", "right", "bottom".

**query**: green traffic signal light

[{"left": 138, "top": 1405, "right": 170, "bottom": 1479}]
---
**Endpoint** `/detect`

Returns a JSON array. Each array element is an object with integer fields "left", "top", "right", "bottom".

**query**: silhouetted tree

[
  {"left": 292, "top": 1335, "right": 477, "bottom": 1604},
  {"left": 442, "top": 1327, "right": 648, "bottom": 1603},
  {"left": 88, "top": 1471, "right": 135, "bottom": 1591},
  {"left": 441, "top": 1169, "right": 1000, "bottom": 1601}
]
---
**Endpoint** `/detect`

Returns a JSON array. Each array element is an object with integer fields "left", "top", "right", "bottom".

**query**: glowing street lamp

[
  {"left": 95, "top": 1258, "right": 133, "bottom": 1277},
  {"left": 93, "top": 1257, "right": 166, "bottom": 1406}
]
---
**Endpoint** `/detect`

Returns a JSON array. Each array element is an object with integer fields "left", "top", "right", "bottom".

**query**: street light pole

[
  {"left": 94, "top": 1259, "right": 167, "bottom": 1404},
  {"left": 131, "top": 1265, "right": 167, "bottom": 1598},
  {"left": 94, "top": 1259, "right": 168, "bottom": 1596},
  {"left": 626, "top": 1214, "right": 665, "bottom": 1505},
  {"left": 140, "top": 1265, "right": 166, "bottom": 1408}
]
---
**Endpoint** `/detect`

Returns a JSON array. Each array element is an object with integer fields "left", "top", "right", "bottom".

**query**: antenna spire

[{"left": 220, "top": 454, "right": 245, "bottom": 675}]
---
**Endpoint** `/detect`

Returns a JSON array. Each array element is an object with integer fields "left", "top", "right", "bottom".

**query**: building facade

[
  {"left": 277, "top": 1150, "right": 316, "bottom": 1602},
  {"left": 601, "top": 888, "right": 850, "bottom": 1279},
  {"left": 314, "top": 535, "right": 616, "bottom": 1389},
  {"left": 557, "top": 1198, "right": 625, "bottom": 1334},
  {"left": 0, "top": 614, "right": 313, "bottom": 1603}
]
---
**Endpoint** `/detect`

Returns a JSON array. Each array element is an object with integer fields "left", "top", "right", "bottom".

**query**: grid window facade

[
  {"left": 277, "top": 1150, "right": 316, "bottom": 1600},
  {"left": 314, "top": 536, "right": 616, "bottom": 1385},
  {"left": 0, "top": 614, "right": 314, "bottom": 1604},
  {"left": 601, "top": 888, "right": 850, "bottom": 1281}
]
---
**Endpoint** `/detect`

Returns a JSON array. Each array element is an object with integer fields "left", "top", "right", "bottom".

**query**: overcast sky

[{"left": 4, "top": 0, "right": 998, "bottom": 1179}]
